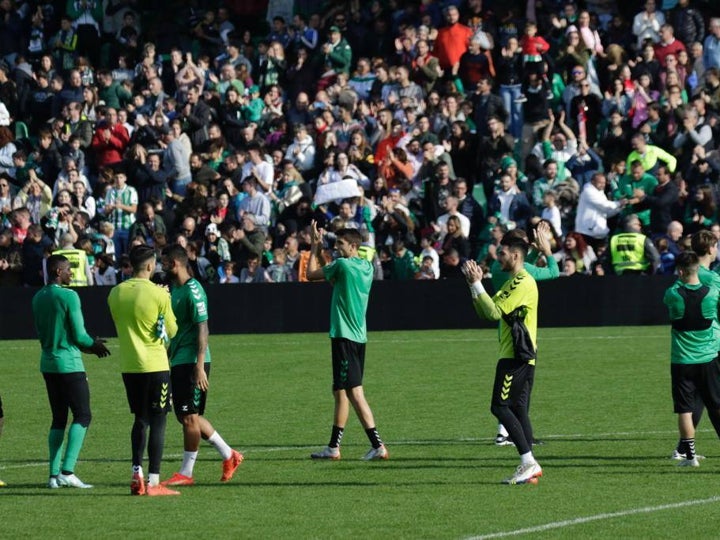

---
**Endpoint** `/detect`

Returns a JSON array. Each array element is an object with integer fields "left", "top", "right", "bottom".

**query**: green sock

[
  {"left": 49, "top": 429, "right": 65, "bottom": 476},
  {"left": 62, "top": 424, "right": 88, "bottom": 474}
]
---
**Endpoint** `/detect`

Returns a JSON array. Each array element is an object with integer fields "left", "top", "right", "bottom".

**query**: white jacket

[{"left": 574, "top": 182, "right": 622, "bottom": 239}]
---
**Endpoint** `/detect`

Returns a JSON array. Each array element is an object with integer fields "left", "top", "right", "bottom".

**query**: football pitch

[{"left": 1, "top": 327, "right": 719, "bottom": 539}]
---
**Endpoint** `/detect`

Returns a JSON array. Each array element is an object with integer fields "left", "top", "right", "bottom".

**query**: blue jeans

[
  {"left": 113, "top": 229, "right": 130, "bottom": 260},
  {"left": 500, "top": 84, "right": 524, "bottom": 139}
]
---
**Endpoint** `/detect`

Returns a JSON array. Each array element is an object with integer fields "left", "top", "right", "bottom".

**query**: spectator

[
  {"left": 608, "top": 213, "right": 661, "bottom": 275},
  {"left": 632, "top": 0, "right": 665, "bottom": 51},
  {"left": 703, "top": 18, "right": 720, "bottom": 70},
  {"left": 0, "top": 228, "right": 22, "bottom": 286},
  {"left": 104, "top": 166, "right": 137, "bottom": 257},
  {"left": 488, "top": 173, "right": 533, "bottom": 232},
  {"left": 575, "top": 172, "right": 625, "bottom": 251},
  {"left": 434, "top": 5, "right": 473, "bottom": 73}
]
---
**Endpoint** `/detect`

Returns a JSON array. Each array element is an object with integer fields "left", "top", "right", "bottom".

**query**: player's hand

[
  {"left": 310, "top": 220, "right": 324, "bottom": 245},
  {"left": 90, "top": 338, "right": 111, "bottom": 358},
  {"left": 462, "top": 260, "right": 483, "bottom": 284},
  {"left": 194, "top": 363, "right": 209, "bottom": 391},
  {"left": 534, "top": 221, "right": 552, "bottom": 255}
]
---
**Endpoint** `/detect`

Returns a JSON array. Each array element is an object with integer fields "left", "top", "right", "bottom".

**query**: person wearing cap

[
  {"left": 322, "top": 25, "right": 352, "bottom": 75},
  {"left": 202, "top": 222, "right": 231, "bottom": 269}
]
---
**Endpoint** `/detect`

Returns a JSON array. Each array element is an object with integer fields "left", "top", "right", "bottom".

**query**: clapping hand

[
  {"left": 462, "top": 260, "right": 483, "bottom": 285},
  {"left": 533, "top": 221, "right": 552, "bottom": 256},
  {"left": 310, "top": 220, "right": 324, "bottom": 246}
]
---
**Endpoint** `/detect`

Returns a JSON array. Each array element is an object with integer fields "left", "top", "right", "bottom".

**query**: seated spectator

[{"left": 239, "top": 252, "right": 271, "bottom": 283}]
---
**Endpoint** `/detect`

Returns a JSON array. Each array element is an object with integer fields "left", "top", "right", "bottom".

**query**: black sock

[
  {"left": 61, "top": 470, "right": 73, "bottom": 475},
  {"left": 679, "top": 438, "right": 696, "bottom": 459},
  {"left": 131, "top": 417, "right": 148, "bottom": 468},
  {"left": 147, "top": 413, "right": 167, "bottom": 475},
  {"left": 329, "top": 425, "right": 344, "bottom": 448},
  {"left": 365, "top": 427, "right": 382, "bottom": 449}
]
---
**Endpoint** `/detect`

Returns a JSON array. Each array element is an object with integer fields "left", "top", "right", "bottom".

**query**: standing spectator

[
  {"left": 434, "top": 5, "right": 473, "bottom": 73},
  {"left": 181, "top": 86, "right": 213, "bottom": 150},
  {"left": 107, "top": 245, "right": 179, "bottom": 496},
  {"left": 306, "top": 223, "right": 388, "bottom": 461},
  {"left": 162, "top": 125, "right": 192, "bottom": 197},
  {"left": 470, "top": 77, "right": 507, "bottom": 138},
  {"left": 0, "top": 228, "right": 22, "bottom": 286},
  {"left": 488, "top": 173, "right": 533, "bottom": 231},
  {"left": 32, "top": 254, "right": 110, "bottom": 489},
  {"left": 632, "top": 0, "right": 665, "bottom": 51},
  {"left": 608, "top": 213, "right": 661, "bottom": 275},
  {"left": 575, "top": 172, "right": 625, "bottom": 251},
  {"left": 496, "top": 37, "right": 524, "bottom": 139},
  {"left": 104, "top": 166, "right": 138, "bottom": 257},
  {"left": 322, "top": 26, "right": 352, "bottom": 76},
  {"left": 90, "top": 108, "right": 130, "bottom": 169},
  {"left": 703, "top": 18, "right": 720, "bottom": 70},
  {"left": 654, "top": 24, "right": 686, "bottom": 68},
  {"left": 670, "top": 0, "right": 704, "bottom": 49},
  {"left": 634, "top": 165, "right": 679, "bottom": 235}
]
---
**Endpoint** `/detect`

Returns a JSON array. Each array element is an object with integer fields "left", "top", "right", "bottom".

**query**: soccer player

[
  {"left": 663, "top": 251, "right": 720, "bottom": 467},
  {"left": 306, "top": 221, "right": 389, "bottom": 461},
  {"left": 32, "top": 254, "right": 110, "bottom": 489},
  {"left": 489, "top": 221, "right": 556, "bottom": 446},
  {"left": 0, "top": 393, "right": 5, "bottom": 487},
  {"left": 108, "top": 245, "right": 179, "bottom": 496},
  {"left": 159, "top": 244, "right": 243, "bottom": 486},
  {"left": 668, "top": 231, "right": 720, "bottom": 460},
  {"left": 462, "top": 234, "right": 542, "bottom": 484}
]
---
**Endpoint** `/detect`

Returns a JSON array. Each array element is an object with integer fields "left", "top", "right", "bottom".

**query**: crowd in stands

[{"left": 0, "top": 0, "right": 719, "bottom": 287}]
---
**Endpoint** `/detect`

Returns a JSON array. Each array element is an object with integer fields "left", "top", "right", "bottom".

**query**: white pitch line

[{"left": 468, "top": 496, "right": 720, "bottom": 539}]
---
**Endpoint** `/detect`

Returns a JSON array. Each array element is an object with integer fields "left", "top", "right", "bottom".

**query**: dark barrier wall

[{"left": 0, "top": 275, "right": 675, "bottom": 340}]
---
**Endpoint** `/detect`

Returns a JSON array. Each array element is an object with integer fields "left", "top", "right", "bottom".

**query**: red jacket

[
  {"left": 434, "top": 23, "right": 473, "bottom": 70},
  {"left": 91, "top": 123, "right": 130, "bottom": 167}
]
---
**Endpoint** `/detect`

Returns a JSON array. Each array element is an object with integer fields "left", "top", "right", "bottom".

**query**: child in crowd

[
  {"left": 267, "top": 248, "right": 293, "bottom": 282},
  {"left": 418, "top": 235, "right": 440, "bottom": 280},
  {"left": 415, "top": 255, "right": 436, "bottom": 280},
  {"left": 63, "top": 135, "right": 86, "bottom": 176},
  {"left": 220, "top": 260, "right": 239, "bottom": 283},
  {"left": 541, "top": 190, "right": 563, "bottom": 238}
]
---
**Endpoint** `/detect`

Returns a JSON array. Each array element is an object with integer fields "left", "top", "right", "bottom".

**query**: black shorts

[
  {"left": 671, "top": 360, "right": 720, "bottom": 413},
  {"left": 43, "top": 372, "right": 91, "bottom": 427},
  {"left": 171, "top": 363, "right": 210, "bottom": 416},
  {"left": 122, "top": 371, "right": 172, "bottom": 417},
  {"left": 491, "top": 358, "right": 535, "bottom": 409},
  {"left": 331, "top": 338, "right": 366, "bottom": 391}
]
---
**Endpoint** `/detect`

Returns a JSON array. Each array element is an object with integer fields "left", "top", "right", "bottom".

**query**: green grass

[{"left": 1, "top": 327, "right": 719, "bottom": 539}]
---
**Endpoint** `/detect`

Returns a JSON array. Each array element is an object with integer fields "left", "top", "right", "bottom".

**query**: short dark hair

[
  {"left": 500, "top": 232, "right": 530, "bottom": 257},
  {"left": 129, "top": 244, "right": 156, "bottom": 272},
  {"left": 676, "top": 251, "right": 700, "bottom": 273},
  {"left": 336, "top": 228, "right": 362, "bottom": 247},
  {"left": 162, "top": 243, "right": 189, "bottom": 265},
  {"left": 47, "top": 254, "right": 68, "bottom": 277}
]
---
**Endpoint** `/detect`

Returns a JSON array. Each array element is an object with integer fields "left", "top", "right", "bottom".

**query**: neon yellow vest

[
  {"left": 610, "top": 233, "right": 648, "bottom": 274},
  {"left": 53, "top": 248, "right": 89, "bottom": 287}
]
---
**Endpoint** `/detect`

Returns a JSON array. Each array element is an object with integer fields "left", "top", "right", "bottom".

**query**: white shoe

[
  {"left": 495, "top": 434, "right": 515, "bottom": 446},
  {"left": 361, "top": 445, "right": 389, "bottom": 461},
  {"left": 671, "top": 449, "right": 705, "bottom": 460},
  {"left": 47, "top": 476, "right": 60, "bottom": 489},
  {"left": 310, "top": 446, "right": 341, "bottom": 460},
  {"left": 503, "top": 462, "right": 542, "bottom": 484},
  {"left": 57, "top": 472, "right": 93, "bottom": 488},
  {"left": 677, "top": 457, "right": 700, "bottom": 467}
]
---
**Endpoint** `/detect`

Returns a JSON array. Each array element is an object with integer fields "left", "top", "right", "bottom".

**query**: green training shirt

[
  {"left": 32, "top": 284, "right": 95, "bottom": 373},
  {"left": 664, "top": 280, "right": 719, "bottom": 365},
  {"left": 168, "top": 278, "right": 211, "bottom": 367},
  {"left": 323, "top": 257, "right": 373, "bottom": 343}
]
